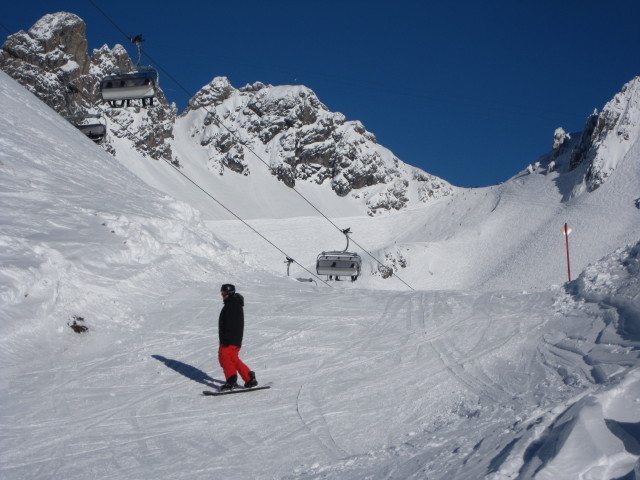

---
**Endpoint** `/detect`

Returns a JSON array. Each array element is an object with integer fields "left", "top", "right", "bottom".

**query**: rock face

[
  {"left": 1, "top": 12, "right": 453, "bottom": 216},
  {"left": 1, "top": 13, "right": 447, "bottom": 216},
  {"left": 568, "top": 76, "right": 640, "bottom": 192},
  {"left": 0, "top": 12, "right": 176, "bottom": 162},
  {"left": 0, "top": 12, "right": 90, "bottom": 114},
  {"left": 182, "top": 77, "right": 453, "bottom": 215},
  {"left": 4, "top": 13, "right": 638, "bottom": 215}
]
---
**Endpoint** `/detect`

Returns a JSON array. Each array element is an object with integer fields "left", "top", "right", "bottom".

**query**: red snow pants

[{"left": 218, "top": 345, "right": 251, "bottom": 382}]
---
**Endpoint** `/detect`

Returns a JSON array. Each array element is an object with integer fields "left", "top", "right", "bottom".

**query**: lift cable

[
  {"left": 138, "top": 47, "right": 415, "bottom": 291},
  {"left": 158, "top": 158, "right": 333, "bottom": 287},
  {"left": 88, "top": 0, "right": 414, "bottom": 290},
  {"left": 66, "top": 42, "right": 331, "bottom": 288}
]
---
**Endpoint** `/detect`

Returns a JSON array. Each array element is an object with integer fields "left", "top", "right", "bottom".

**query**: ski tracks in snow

[
  {"left": 292, "top": 291, "right": 404, "bottom": 459},
  {"left": 426, "top": 292, "right": 545, "bottom": 406},
  {"left": 291, "top": 289, "right": 552, "bottom": 466}
]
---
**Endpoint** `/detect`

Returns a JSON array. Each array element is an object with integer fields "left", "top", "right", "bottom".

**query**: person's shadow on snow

[{"left": 152, "top": 355, "right": 222, "bottom": 388}]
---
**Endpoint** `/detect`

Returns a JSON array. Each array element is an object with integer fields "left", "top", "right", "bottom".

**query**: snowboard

[{"left": 202, "top": 385, "right": 271, "bottom": 396}]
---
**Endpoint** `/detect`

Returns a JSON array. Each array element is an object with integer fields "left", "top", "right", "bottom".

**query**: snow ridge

[{"left": 569, "top": 76, "right": 640, "bottom": 195}]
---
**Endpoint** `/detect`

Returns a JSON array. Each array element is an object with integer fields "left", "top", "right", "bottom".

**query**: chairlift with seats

[
  {"left": 99, "top": 35, "right": 159, "bottom": 108},
  {"left": 316, "top": 228, "right": 362, "bottom": 281},
  {"left": 100, "top": 70, "right": 158, "bottom": 107},
  {"left": 65, "top": 113, "right": 107, "bottom": 144},
  {"left": 77, "top": 123, "right": 107, "bottom": 143}
]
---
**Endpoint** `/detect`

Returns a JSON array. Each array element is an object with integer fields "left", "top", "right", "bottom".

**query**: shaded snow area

[{"left": 1, "top": 70, "right": 639, "bottom": 480}]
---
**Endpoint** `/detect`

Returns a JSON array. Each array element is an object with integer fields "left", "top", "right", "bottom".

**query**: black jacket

[{"left": 218, "top": 293, "right": 244, "bottom": 347}]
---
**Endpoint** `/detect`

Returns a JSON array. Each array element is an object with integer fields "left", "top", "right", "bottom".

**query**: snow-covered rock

[
  {"left": 0, "top": 12, "right": 176, "bottom": 163},
  {"left": 572, "top": 240, "right": 640, "bottom": 343},
  {"left": 569, "top": 76, "right": 640, "bottom": 193},
  {"left": 179, "top": 76, "right": 453, "bottom": 214},
  {"left": 0, "top": 12, "right": 90, "bottom": 113},
  {"left": 1, "top": 13, "right": 452, "bottom": 216}
]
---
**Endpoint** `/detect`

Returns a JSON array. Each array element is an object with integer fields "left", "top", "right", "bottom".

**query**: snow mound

[
  {"left": 511, "top": 242, "right": 640, "bottom": 479},
  {"left": 573, "top": 240, "right": 640, "bottom": 343}
]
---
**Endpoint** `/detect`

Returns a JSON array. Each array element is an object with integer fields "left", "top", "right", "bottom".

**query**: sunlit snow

[{"left": 1, "top": 69, "right": 639, "bottom": 479}]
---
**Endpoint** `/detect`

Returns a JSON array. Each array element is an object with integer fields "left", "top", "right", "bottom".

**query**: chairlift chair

[
  {"left": 315, "top": 228, "right": 362, "bottom": 281},
  {"left": 100, "top": 69, "right": 159, "bottom": 107},
  {"left": 99, "top": 34, "right": 159, "bottom": 108},
  {"left": 316, "top": 251, "right": 362, "bottom": 280},
  {"left": 65, "top": 113, "right": 107, "bottom": 144},
  {"left": 76, "top": 123, "right": 107, "bottom": 143}
]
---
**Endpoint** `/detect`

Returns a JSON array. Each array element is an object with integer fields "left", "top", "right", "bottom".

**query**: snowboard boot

[
  {"left": 244, "top": 371, "right": 258, "bottom": 388},
  {"left": 220, "top": 375, "right": 238, "bottom": 391}
]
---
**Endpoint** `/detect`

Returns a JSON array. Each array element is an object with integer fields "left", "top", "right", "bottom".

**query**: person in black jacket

[{"left": 218, "top": 284, "right": 258, "bottom": 391}]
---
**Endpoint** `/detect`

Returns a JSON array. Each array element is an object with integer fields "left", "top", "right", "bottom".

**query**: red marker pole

[{"left": 563, "top": 223, "right": 572, "bottom": 282}]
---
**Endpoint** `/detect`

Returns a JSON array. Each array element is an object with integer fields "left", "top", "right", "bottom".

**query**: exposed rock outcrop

[
  {"left": 0, "top": 12, "right": 176, "bottom": 162},
  {"left": 568, "top": 77, "right": 640, "bottom": 192},
  {"left": 2, "top": 12, "right": 456, "bottom": 215},
  {"left": 181, "top": 78, "right": 453, "bottom": 214}
]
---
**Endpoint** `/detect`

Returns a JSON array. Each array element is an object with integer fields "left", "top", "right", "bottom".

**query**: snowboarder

[{"left": 218, "top": 284, "right": 258, "bottom": 391}]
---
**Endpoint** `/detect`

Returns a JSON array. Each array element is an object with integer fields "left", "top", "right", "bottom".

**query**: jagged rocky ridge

[
  {"left": 0, "top": 12, "right": 175, "bottom": 162},
  {"left": 179, "top": 77, "right": 453, "bottom": 214},
  {"left": 0, "top": 12, "right": 452, "bottom": 215},
  {"left": 2, "top": 12, "right": 638, "bottom": 213},
  {"left": 551, "top": 76, "right": 640, "bottom": 196}
]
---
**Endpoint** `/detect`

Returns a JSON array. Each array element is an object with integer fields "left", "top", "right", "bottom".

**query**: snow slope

[
  {"left": 200, "top": 146, "right": 640, "bottom": 292},
  {"left": 1, "top": 70, "right": 639, "bottom": 480},
  {"left": 108, "top": 75, "right": 640, "bottom": 292}
]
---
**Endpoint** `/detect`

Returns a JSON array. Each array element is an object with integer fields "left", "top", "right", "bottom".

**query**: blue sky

[{"left": 2, "top": 1, "right": 639, "bottom": 187}]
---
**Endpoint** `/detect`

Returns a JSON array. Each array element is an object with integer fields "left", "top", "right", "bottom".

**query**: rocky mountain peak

[
  {"left": 185, "top": 76, "right": 235, "bottom": 111},
  {"left": 0, "top": 12, "right": 89, "bottom": 113},
  {"left": 568, "top": 76, "right": 640, "bottom": 192},
  {"left": 179, "top": 78, "right": 453, "bottom": 214},
  {"left": 90, "top": 44, "right": 134, "bottom": 76},
  {"left": 28, "top": 12, "right": 89, "bottom": 67},
  {"left": 2, "top": 12, "right": 454, "bottom": 215},
  {"left": 1, "top": 13, "right": 175, "bottom": 162}
]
